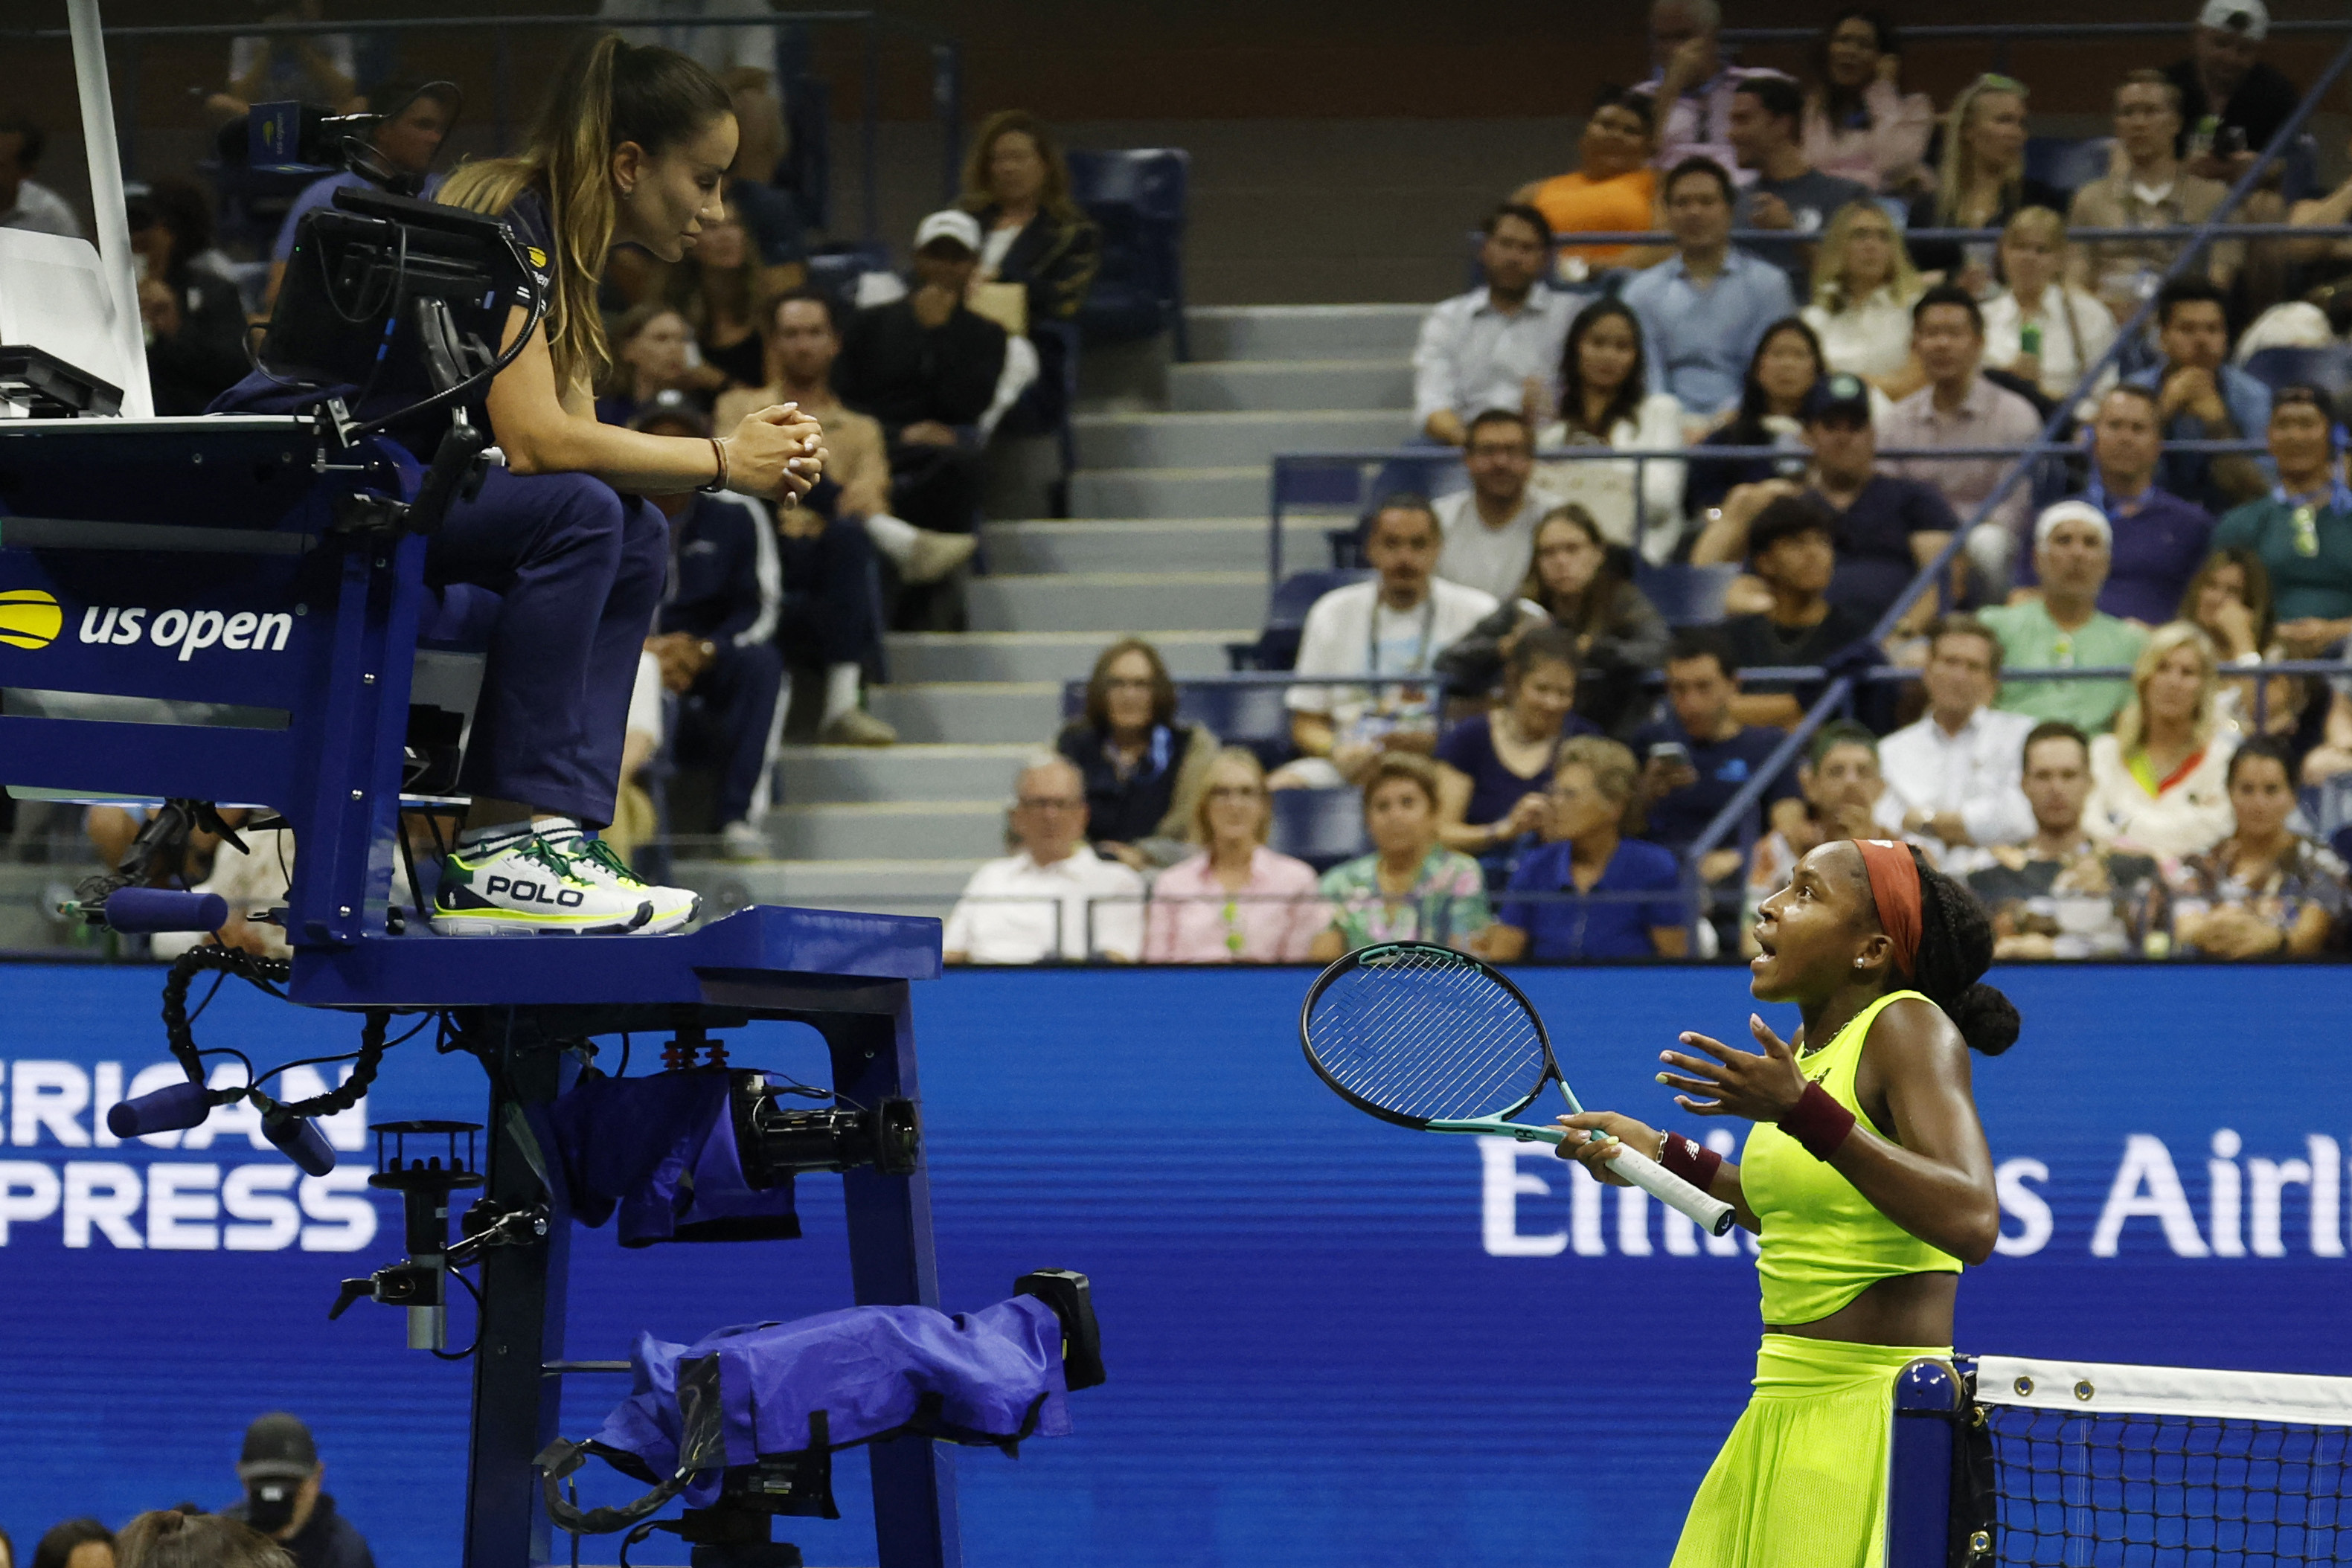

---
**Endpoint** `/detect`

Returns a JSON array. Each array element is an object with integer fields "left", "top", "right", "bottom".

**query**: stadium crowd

[
  {"left": 7, "top": 0, "right": 2352, "bottom": 971},
  {"left": 0, "top": 1414, "right": 373, "bottom": 1568}
]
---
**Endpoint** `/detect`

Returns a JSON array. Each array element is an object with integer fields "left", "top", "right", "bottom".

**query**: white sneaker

[
  {"left": 554, "top": 836, "right": 701, "bottom": 934},
  {"left": 819, "top": 707, "right": 897, "bottom": 746},
  {"left": 720, "top": 820, "right": 770, "bottom": 861},
  {"left": 432, "top": 836, "right": 654, "bottom": 936},
  {"left": 903, "top": 528, "right": 977, "bottom": 584}
]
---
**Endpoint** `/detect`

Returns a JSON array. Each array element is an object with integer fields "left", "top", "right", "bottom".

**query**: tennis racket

[{"left": 1299, "top": 940, "right": 1737, "bottom": 1236}]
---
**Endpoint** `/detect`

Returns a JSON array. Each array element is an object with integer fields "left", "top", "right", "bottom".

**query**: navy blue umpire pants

[{"left": 426, "top": 467, "right": 666, "bottom": 828}]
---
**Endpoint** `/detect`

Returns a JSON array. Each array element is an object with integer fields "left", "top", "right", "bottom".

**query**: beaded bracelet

[{"left": 698, "top": 436, "right": 731, "bottom": 494}]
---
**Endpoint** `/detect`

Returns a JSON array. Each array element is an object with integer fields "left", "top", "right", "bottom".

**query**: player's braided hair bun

[{"left": 1906, "top": 845, "right": 2021, "bottom": 1055}]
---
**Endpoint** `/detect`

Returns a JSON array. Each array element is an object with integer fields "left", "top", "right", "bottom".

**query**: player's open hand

[
  {"left": 1553, "top": 1111, "right": 1660, "bottom": 1186},
  {"left": 1656, "top": 1015, "right": 1808, "bottom": 1123}
]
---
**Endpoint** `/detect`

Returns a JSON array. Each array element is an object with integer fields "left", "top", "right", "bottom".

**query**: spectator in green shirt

[
  {"left": 2211, "top": 384, "right": 2352, "bottom": 656},
  {"left": 1981, "top": 501, "right": 2149, "bottom": 731}
]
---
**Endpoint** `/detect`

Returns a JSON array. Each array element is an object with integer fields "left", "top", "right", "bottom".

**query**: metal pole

[{"left": 66, "top": 0, "right": 153, "bottom": 417}]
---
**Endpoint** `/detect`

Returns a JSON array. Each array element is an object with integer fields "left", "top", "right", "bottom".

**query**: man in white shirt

[
  {"left": 1411, "top": 205, "right": 1576, "bottom": 449},
  {"left": 1873, "top": 614, "right": 2037, "bottom": 866},
  {"left": 0, "top": 120, "right": 82, "bottom": 239},
  {"left": 1276, "top": 499, "right": 1500, "bottom": 789},
  {"left": 1434, "top": 411, "right": 1549, "bottom": 603},
  {"left": 942, "top": 756, "right": 1144, "bottom": 964}
]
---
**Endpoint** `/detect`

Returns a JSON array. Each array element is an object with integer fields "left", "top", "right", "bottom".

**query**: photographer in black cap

[{"left": 223, "top": 1416, "right": 373, "bottom": 1568}]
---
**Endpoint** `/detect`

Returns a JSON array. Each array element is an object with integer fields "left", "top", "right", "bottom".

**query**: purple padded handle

[
  {"left": 263, "top": 1110, "right": 336, "bottom": 1176},
  {"left": 106, "top": 1081, "right": 213, "bottom": 1139},
  {"left": 105, "top": 888, "right": 228, "bottom": 934}
]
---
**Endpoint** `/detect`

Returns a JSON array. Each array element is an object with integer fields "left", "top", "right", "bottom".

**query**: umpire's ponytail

[
  {"left": 1905, "top": 845, "right": 2021, "bottom": 1055},
  {"left": 440, "top": 33, "right": 729, "bottom": 393}
]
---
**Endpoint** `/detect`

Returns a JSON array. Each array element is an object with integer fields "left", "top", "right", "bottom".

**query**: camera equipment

[
  {"left": 327, "top": 1119, "right": 550, "bottom": 1352},
  {"left": 539, "top": 1278, "right": 1104, "bottom": 1568},
  {"left": 231, "top": 80, "right": 463, "bottom": 197},
  {"left": 59, "top": 797, "right": 249, "bottom": 936},
  {"left": 732, "top": 1077, "right": 920, "bottom": 1184},
  {"left": 259, "top": 183, "right": 537, "bottom": 533}
]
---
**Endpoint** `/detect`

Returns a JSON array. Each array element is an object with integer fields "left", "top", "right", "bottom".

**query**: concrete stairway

[{"left": 673, "top": 304, "right": 1424, "bottom": 920}]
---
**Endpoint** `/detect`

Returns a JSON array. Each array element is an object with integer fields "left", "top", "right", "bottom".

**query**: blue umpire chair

[
  {"left": 1065, "top": 148, "right": 1191, "bottom": 360},
  {"left": 0, "top": 187, "right": 969, "bottom": 1565}
]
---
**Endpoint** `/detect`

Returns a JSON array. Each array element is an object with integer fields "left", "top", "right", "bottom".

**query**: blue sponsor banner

[{"left": 0, "top": 961, "right": 2345, "bottom": 1566}]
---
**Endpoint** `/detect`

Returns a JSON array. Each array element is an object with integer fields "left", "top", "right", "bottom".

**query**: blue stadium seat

[
  {"left": 1633, "top": 562, "right": 1740, "bottom": 626},
  {"left": 804, "top": 242, "right": 893, "bottom": 314},
  {"left": 1065, "top": 148, "right": 1191, "bottom": 359},
  {"left": 1176, "top": 680, "right": 1295, "bottom": 768},
  {"left": 2242, "top": 344, "right": 2352, "bottom": 399},
  {"left": 1230, "top": 568, "right": 1372, "bottom": 672},
  {"left": 2025, "top": 135, "right": 2114, "bottom": 199},
  {"left": 1267, "top": 787, "right": 1368, "bottom": 869}
]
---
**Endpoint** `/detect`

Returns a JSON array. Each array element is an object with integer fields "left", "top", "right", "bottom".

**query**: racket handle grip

[{"left": 1604, "top": 1142, "right": 1738, "bottom": 1237}]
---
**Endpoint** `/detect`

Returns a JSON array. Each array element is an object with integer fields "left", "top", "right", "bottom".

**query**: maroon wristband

[
  {"left": 1780, "top": 1081, "right": 1857, "bottom": 1161},
  {"left": 1658, "top": 1131, "right": 1723, "bottom": 1192}
]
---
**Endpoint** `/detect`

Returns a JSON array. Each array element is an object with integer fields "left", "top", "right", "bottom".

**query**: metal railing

[
  {"left": 1679, "top": 25, "right": 2352, "bottom": 916},
  {"left": 0, "top": 9, "right": 969, "bottom": 245}
]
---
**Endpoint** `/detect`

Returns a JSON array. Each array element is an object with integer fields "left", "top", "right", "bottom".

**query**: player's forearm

[
  {"left": 1828, "top": 1134, "right": 1999, "bottom": 1264},
  {"left": 1705, "top": 1157, "right": 1760, "bottom": 1233}
]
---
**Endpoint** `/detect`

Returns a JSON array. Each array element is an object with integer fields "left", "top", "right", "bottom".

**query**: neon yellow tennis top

[{"left": 1740, "top": 989, "right": 1963, "bottom": 1325}]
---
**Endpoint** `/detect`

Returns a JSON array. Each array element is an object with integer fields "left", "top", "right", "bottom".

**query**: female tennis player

[{"left": 1560, "top": 838, "right": 2018, "bottom": 1567}]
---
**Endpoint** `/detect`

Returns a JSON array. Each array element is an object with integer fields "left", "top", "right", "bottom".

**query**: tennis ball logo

[{"left": 0, "top": 588, "right": 62, "bottom": 651}]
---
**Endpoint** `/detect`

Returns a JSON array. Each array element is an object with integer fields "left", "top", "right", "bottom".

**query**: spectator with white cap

[
  {"left": 2165, "top": 1, "right": 2301, "bottom": 186},
  {"left": 833, "top": 208, "right": 1037, "bottom": 541},
  {"left": 1981, "top": 500, "right": 2151, "bottom": 732},
  {"left": 222, "top": 1413, "right": 374, "bottom": 1568}
]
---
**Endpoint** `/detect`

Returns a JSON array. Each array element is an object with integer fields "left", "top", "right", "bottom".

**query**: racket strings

[{"left": 1305, "top": 947, "right": 1548, "bottom": 1122}]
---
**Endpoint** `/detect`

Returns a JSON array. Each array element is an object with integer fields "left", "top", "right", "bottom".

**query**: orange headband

[{"left": 1855, "top": 839, "right": 1922, "bottom": 980}]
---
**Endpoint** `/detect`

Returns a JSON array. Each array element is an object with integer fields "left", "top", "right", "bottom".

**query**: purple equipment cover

[
  {"left": 592, "top": 1297, "right": 1072, "bottom": 1505},
  {"left": 548, "top": 1070, "right": 798, "bottom": 1247}
]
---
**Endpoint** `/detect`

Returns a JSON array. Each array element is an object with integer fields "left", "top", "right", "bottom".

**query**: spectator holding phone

[
  {"left": 2165, "top": 1, "right": 2299, "bottom": 187},
  {"left": 1435, "top": 626, "right": 1600, "bottom": 878},
  {"left": 1485, "top": 736, "right": 1690, "bottom": 961},
  {"left": 1629, "top": 631, "right": 1808, "bottom": 884}
]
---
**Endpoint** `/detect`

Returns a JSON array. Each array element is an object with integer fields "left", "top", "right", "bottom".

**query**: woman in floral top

[
  {"left": 2160, "top": 738, "right": 2348, "bottom": 960},
  {"left": 1309, "top": 754, "right": 1493, "bottom": 960}
]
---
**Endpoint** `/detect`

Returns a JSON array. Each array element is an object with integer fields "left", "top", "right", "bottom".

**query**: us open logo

[
  {"left": 75, "top": 605, "right": 295, "bottom": 662},
  {"left": 0, "top": 588, "right": 63, "bottom": 650}
]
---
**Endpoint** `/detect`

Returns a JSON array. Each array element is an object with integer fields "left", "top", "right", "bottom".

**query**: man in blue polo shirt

[
  {"left": 1621, "top": 155, "right": 1795, "bottom": 416},
  {"left": 2019, "top": 384, "right": 2213, "bottom": 623},
  {"left": 1630, "top": 629, "right": 1807, "bottom": 884}
]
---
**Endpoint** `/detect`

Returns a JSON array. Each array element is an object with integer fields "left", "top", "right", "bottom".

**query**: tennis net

[{"left": 1955, "top": 1355, "right": 2352, "bottom": 1566}]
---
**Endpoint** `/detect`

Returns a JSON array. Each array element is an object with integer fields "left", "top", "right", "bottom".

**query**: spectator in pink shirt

[{"left": 1143, "top": 748, "right": 1327, "bottom": 963}]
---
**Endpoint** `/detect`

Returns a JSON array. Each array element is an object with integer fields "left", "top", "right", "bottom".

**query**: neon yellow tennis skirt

[{"left": 1669, "top": 1334, "right": 1953, "bottom": 1568}]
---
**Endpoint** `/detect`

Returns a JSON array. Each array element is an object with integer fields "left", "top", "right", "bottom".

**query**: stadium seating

[
  {"left": 1632, "top": 562, "right": 1740, "bottom": 627},
  {"left": 1228, "top": 568, "right": 1373, "bottom": 672},
  {"left": 2243, "top": 344, "right": 2352, "bottom": 399},
  {"left": 1266, "top": 786, "right": 1368, "bottom": 867},
  {"left": 1065, "top": 148, "right": 1191, "bottom": 358}
]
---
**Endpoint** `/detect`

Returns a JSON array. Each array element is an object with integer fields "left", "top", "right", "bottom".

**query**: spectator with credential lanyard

[
  {"left": 1275, "top": 499, "right": 1499, "bottom": 790},
  {"left": 2212, "top": 384, "right": 2352, "bottom": 657}
]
